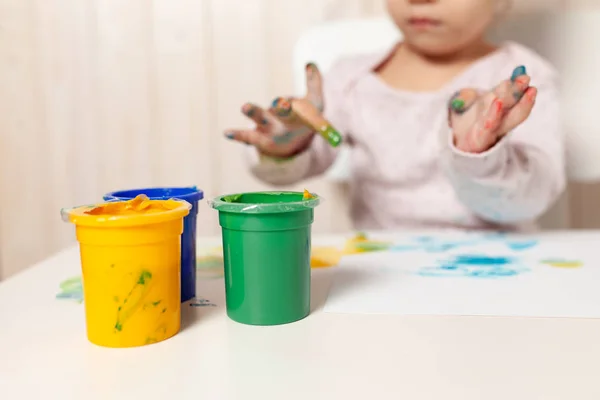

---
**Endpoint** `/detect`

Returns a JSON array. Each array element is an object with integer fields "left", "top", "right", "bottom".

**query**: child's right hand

[{"left": 224, "top": 63, "right": 326, "bottom": 158}]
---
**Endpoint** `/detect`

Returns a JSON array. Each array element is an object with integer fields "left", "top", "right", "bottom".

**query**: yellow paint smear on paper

[{"left": 541, "top": 259, "right": 583, "bottom": 269}]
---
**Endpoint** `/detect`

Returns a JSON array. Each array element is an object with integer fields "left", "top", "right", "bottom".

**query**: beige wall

[
  {"left": 0, "top": 0, "right": 593, "bottom": 280},
  {"left": 0, "top": 0, "right": 385, "bottom": 280}
]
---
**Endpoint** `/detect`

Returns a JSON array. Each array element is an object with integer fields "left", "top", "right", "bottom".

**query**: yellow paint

[
  {"left": 84, "top": 194, "right": 182, "bottom": 216},
  {"left": 303, "top": 189, "right": 315, "bottom": 200},
  {"left": 64, "top": 197, "right": 191, "bottom": 348},
  {"left": 196, "top": 247, "right": 225, "bottom": 279},
  {"left": 311, "top": 247, "right": 342, "bottom": 268},
  {"left": 343, "top": 232, "right": 392, "bottom": 255},
  {"left": 541, "top": 260, "right": 583, "bottom": 269}
]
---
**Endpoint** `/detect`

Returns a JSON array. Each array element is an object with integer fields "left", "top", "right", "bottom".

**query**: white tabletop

[{"left": 1, "top": 231, "right": 600, "bottom": 400}]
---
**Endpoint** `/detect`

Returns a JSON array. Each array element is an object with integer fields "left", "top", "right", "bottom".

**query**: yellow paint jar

[{"left": 62, "top": 195, "right": 191, "bottom": 348}]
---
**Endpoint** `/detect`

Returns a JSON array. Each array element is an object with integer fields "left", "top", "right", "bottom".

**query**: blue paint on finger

[{"left": 511, "top": 65, "right": 527, "bottom": 82}]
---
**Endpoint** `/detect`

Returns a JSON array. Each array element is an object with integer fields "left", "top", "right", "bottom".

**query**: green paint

[
  {"left": 318, "top": 125, "right": 342, "bottom": 147},
  {"left": 451, "top": 98, "right": 465, "bottom": 112},
  {"left": 137, "top": 270, "right": 152, "bottom": 285},
  {"left": 196, "top": 255, "right": 224, "bottom": 279},
  {"left": 113, "top": 296, "right": 119, "bottom": 302},
  {"left": 56, "top": 276, "right": 83, "bottom": 303},
  {"left": 222, "top": 194, "right": 242, "bottom": 203},
  {"left": 211, "top": 191, "right": 320, "bottom": 214},
  {"left": 353, "top": 241, "right": 392, "bottom": 252},
  {"left": 152, "top": 300, "right": 161, "bottom": 306},
  {"left": 115, "top": 269, "right": 153, "bottom": 333},
  {"left": 162, "top": 308, "right": 167, "bottom": 313}
]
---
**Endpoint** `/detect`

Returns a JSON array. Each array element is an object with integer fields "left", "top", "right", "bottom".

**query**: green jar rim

[{"left": 209, "top": 191, "right": 320, "bottom": 214}]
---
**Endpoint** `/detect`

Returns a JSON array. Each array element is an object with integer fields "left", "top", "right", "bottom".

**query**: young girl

[{"left": 225, "top": 0, "right": 564, "bottom": 232}]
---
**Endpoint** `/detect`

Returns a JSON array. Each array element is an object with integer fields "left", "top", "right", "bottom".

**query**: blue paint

[
  {"left": 511, "top": 65, "right": 527, "bottom": 82},
  {"left": 505, "top": 240, "right": 538, "bottom": 251},
  {"left": 451, "top": 255, "right": 514, "bottom": 265},
  {"left": 273, "top": 126, "right": 312, "bottom": 144},
  {"left": 417, "top": 254, "right": 528, "bottom": 279},
  {"left": 391, "top": 233, "right": 539, "bottom": 255}
]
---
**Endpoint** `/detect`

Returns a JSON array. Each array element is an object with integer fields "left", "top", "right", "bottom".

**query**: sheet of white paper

[{"left": 323, "top": 231, "right": 600, "bottom": 318}]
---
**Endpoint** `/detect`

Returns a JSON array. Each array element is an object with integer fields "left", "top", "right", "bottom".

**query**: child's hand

[
  {"left": 448, "top": 66, "right": 538, "bottom": 154},
  {"left": 224, "top": 63, "right": 326, "bottom": 158}
]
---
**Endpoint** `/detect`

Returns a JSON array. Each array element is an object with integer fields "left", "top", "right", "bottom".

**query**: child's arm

[
  {"left": 443, "top": 67, "right": 565, "bottom": 223},
  {"left": 245, "top": 131, "right": 341, "bottom": 185}
]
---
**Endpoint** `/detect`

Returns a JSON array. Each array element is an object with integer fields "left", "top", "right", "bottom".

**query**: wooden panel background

[{"left": 0, "top": 0, "right": 594, "bottom": 280}]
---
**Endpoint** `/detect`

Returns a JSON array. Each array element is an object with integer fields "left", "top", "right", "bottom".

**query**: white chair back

[{"left": 292, "top": 17, "right": 400, "bottom": 182}]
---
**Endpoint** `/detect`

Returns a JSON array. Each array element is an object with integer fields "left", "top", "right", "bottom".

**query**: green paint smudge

[
  {"left": 222, "top": 194, "right": 243, "bottom": 203},
  {"left": 137, "top": 270, "right": 152, "bottom": 285},
  {"left": 56, "top": 276, "right": 83, "bottom": 303},
  {"left": 115, "top": 269, "right": 153, "bottom": 333}
]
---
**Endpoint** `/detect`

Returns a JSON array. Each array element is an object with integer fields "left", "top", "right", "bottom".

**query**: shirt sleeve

[
  {"left": 441, "top": 71, "right": 566, "bottom": 224},
  {"left": 245, "top": 59, "right": 354, "bottom": 186}
]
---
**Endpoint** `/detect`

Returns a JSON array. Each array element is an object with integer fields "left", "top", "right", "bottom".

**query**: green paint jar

[{"left": 209, "top": 191, "right": 320, "bottom": 325}]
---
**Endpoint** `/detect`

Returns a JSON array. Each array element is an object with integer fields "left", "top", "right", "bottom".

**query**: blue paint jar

[{"left": 103, "top": 186, "right": 204, "bottom": 302}]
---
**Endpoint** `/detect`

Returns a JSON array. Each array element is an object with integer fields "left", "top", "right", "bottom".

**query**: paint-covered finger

[
  {"left": 481, "top": 97, "right": 505, "bottom": 134},
  {"left": 448, "top": 89, "right": 478, "bottom": 115},
  {"left": 502, "top": 65, "right": 530, "bottom": 107},
  {"left": 511, "top": 65, "right": 527, "bottom": 83},
  {"left": 270, "top": 96, "right": 295, "bottom": 120},
  {"left": 496, "top": 87, "right": 538, "bottom": 136},
  {"left": 272, "top": 126, "right": 313, "bottom": 145},
  {"left": 490, "top": 70, "right": 530, "bottom": 112},
  {"left": 305, "top": 62, "right": 324, "bottom": 111},
  {"left": 491, "top": 80, "right": 517, "bottom": 110},
  {"left": 241, "top": 103, "right": 272, "bottom": 127},
  {"left": 293, "top": 98, "right": 342, "bottom": 147},
  {"left": 224, "top": 129, "right": 270, "bottom": 148},
  {"left": 459, "top": 97, "right": 504, "bottom": 152}
]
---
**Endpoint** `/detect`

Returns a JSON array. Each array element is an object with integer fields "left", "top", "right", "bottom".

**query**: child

[{"left": 225, "top": 0, "right": 564, "bottom": 232}]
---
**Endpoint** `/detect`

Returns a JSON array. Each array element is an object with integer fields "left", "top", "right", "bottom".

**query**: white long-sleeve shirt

[{"left": 246, "top": 41, "right": 565, "bottom": 231}]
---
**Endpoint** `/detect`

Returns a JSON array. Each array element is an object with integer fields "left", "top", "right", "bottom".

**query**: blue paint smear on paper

[
  {"left": 505, "top": 240, "right": 539, "bottom": 251},
  {"left": 418, "top": 254, "right": 530, "bottom": 278},
  {"left": 390, "top": 234, "right": 539, "bottom": 254}
]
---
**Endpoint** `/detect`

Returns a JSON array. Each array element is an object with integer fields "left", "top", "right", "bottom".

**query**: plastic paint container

[
  {"left": 62, "top": 196, "right": 191, "bottom": 348},
  {"left": 209, "top": 191, "right": 320, "bottom": 325},
  {"left": 103, "top": 186, "right": 203, "bottom": 302}
]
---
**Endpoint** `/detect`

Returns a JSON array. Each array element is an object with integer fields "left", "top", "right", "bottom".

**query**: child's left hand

[{"left": 448, "top": 66, "right": 538, "bottom": 154}]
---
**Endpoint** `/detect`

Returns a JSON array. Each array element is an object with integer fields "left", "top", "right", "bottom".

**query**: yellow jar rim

[{"left": 63, "top": 199, "right": 191, "bottom": 228}]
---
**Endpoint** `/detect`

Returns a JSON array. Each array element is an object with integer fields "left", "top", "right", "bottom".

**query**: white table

[{"left": 1, "top": 232, "right": 600, "bottom": 400}]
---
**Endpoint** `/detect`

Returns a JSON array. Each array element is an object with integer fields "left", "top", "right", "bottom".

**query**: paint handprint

[{"left": 448, "top": 65, "right": 538, "bottom": 154}]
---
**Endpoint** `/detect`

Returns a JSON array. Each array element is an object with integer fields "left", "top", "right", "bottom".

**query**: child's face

[{"left": 386, "top": 0, "right": 497, "bottom": 56}]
